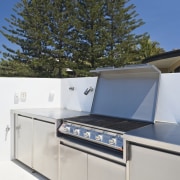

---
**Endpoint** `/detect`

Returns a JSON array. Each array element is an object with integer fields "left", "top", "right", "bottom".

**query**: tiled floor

[{"left": 0, "top": 160, "right": 48, "bottom": 180}]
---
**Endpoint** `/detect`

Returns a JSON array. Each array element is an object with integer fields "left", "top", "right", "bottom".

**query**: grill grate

[{"left": 65, "top": 114, "right": 151, "bottom": 132}]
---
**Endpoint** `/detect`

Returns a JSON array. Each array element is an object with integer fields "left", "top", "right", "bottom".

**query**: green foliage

[
  {"left": 0, "top": 60, "right": 34, "bottom": 77},
  {"left": 103, "top": 0, "right": 145, "bottom": 66},
  {"left": 0, "top": 0, "right": 164, "bottom": 77},
  {"left": 137, "top": 35, "right": 165, "bottom": 60}
]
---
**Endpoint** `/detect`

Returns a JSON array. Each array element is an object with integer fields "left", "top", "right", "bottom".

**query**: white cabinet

[
  {"left": 88, "top": 154, "right": 125, "bottom": 180},
  {"left": 15, "top": 115, "right": 58, "bottom": 180},
  {"left": 59, "top": 144, "right": 125, "bottom": 180},
  {"left": 60, "top": 144, "right": 87, "bottom": 180},
  {"left": 15, "top": 115, "right": 33, "bottom": 167},
  {"left": 33, "top": 120, "right": 58, "bottom": 180},
  {"left": 129, "top": 144, "right": 180, "bottom": 180}
]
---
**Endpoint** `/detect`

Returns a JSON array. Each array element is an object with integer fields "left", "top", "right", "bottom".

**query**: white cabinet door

[
  {"left": 33, "top": 120, "right": 58, "bottom": 180},
  {"left": 88, "top": 154, "right": 126, "bottom": 180},
  {"left": 129, "top": 145, "right": 180, "bottom": 180},
  {"left": 15, "top": 115, "right": 33, "bottom": 167},
  {"left": 59, "top": 145, "right": 87, "bottom": 180}
]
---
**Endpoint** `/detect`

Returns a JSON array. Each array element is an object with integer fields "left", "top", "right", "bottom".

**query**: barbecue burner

[
  {"left": 64, "top": 115, "right": 151, "bottom": 132},
  {"left": 59, "top": 115, "right": 151, "bottom": 151}
]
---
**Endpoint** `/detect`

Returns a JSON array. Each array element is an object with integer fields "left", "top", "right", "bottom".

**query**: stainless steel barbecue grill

[
  {"left": 58, "top": 64, "right": 160, "bottom": 150},
  {"left": 58, "top": 64, "right": 160, "bottom": 180}
]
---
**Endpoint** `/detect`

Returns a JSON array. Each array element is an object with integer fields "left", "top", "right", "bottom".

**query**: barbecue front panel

[{"left": 59, "top": 115, "right": 151, "bottom": 150}]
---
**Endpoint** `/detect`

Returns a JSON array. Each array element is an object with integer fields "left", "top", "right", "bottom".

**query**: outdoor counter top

[
  {"left": 124, "top": 122, "right": 180, "bottom": 154},
  {"left": 11, "top": 108, "right": 89, "bottom": 124}
]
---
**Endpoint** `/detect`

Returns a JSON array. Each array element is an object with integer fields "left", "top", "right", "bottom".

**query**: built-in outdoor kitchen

[{"left": 10, "top": 64, "right": 180, "bottom": 180}]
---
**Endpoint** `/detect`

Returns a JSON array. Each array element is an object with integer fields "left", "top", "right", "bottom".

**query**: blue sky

[
  {"left": 131, "top": 0, "right": 180, "bottom": 51},
  {"left": 0, "top": 0, "right": 180, "bottom": 59},
  {"left": 0, "top": 0, "right": 19, "bottom": 58}
]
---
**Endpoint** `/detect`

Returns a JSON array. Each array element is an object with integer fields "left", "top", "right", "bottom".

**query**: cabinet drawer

[
  {"left": 88, "top": 154, "right": 125, "bottom": 180},
  {"left": 129, "top": 145, "right": 180, "bottom": 180},
  {"left": 59, "top": 144, "right": 87, "bottom": 180}
]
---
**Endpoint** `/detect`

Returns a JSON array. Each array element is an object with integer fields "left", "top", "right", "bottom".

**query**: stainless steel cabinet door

[
  {"left": 15, "top": 115, "right": 33, "bottom": 167},
  {"left": 59, "top": 144, "right": 87, "bottom": 180},
  {"left": 88, "top": 155, "right": 126, "bottom": 180},
  {"left": 129, "top": 145, "right": 180, "bottom": 180},
  {"left": 33, "top": 120, "right": 58, "bottom": 180}
]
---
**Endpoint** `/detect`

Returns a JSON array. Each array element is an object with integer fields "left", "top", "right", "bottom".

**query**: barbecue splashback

[{"left": 90, "top": 65, "right": 160, "bottom": 122}]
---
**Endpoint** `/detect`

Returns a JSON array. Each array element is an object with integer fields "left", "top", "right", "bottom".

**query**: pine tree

[
  {"left": 0, "top": 0, "right": 74, "bottom": 77},
  {"left": 0, "top": 0, "right": 163, "bottom": 77},
  {"left": 69, "top": 0, "right": 146, "bottom": 69},
  {"left": 70, "top": 0, "right": 108, "bottom": 69},
  {"left": 44, "top": 0, "right": 76, "bottom": 77},
  {"left": 0, "top": 60, "right": 34, "bottom": 77},
  {"left": 104, "top": 0, "right": 145, "bottom": 66}
]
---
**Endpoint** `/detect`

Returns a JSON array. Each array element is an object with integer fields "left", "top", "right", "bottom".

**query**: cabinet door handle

[{"left": 5, "top": 125, "right": 10, "bottom": 141}]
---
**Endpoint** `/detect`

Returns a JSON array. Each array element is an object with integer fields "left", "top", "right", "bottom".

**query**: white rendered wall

[
  {"left": 61, "top": 77, "right": 97, "bottom": 112},
  {"left": 4, "top": 73, "right": 180, "bottom": 161},
  {"left": 0, "top": 78, "right": 61, "bottom": 161},
  {"left": 0, "top": 77, "right": 97, "bottom": 161},
  {"left": 155, "top": 73, "right": 180, "bottom": 123}
]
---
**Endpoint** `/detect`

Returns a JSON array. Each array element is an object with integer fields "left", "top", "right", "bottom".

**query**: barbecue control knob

[
  {"left": 95, "top": 135, "right": 103, "bottom": 141},
  {"left": 84, "top": 132, "right": 90, "bottom": 138},
  {"left": 63, "top": 126, "right": 70, "bottom": 133},
  {"left": 73, "top": 129, "right": 80, "bottom": 136},
  {"left": 109, "top": 138, "right": 116, "bottom": 145}
]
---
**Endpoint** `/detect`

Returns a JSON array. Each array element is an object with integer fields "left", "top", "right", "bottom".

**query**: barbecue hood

[{"left": 90, "top": 64, "right": 161, "bottom": 122}]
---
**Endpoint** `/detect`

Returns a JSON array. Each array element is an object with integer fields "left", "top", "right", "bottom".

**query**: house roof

[{"left": 142, "top": 50, "right": 180, "bottom": 72}]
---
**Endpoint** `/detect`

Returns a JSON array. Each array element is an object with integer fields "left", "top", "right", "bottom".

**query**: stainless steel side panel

[
  {"left": 33, "top": 120, "right": 58, "bottom": 180},
  {"left": 91, "top": 65, "right": 160, "bottom": 122},
  {"left": 129, "top": 144, "right": 180, "bottom": 180},
  {"left": 15, "top": 115, "right": 33, "bottom": 167},
  {"left": 59, "top": 144, "right": 87, "bottom": 180},
  {"left": 88, "top": 154, "right": 125, "bottom": 180}
]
